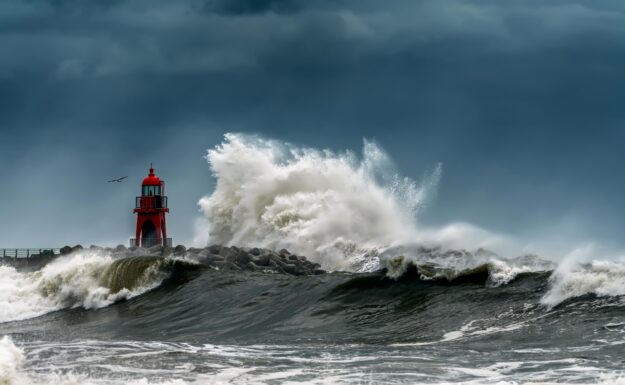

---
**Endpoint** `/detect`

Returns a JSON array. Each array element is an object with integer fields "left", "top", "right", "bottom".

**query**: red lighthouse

[{"left": 131, "top": 165, "right": 171, "bottom": 247}]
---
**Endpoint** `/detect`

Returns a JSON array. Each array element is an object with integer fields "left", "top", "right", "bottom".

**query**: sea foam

[
  {"left": 196, "top": 133, "right": 549, "bottom": 280},
  {"left": 0, "top": 251, "right": 168, "bottom": 323},
  {"left": 542, "top": 259, "right": 625, "bottom": 307}
]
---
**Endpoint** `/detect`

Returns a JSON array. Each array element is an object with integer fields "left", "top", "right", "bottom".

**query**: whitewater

[{"left": 3, "top": 133, "right": 625, "bottom": 384}]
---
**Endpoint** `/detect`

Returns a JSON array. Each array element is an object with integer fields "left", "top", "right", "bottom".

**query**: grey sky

[{"left": 1, "top": 0, "right": 624, "bottom": 256}]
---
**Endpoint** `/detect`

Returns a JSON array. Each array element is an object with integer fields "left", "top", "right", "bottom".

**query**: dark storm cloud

[
  {"left": 200, "top": 0, "right": 303, "bottom": 15},
  {"left": 1, "top": 0, "right": 625, "bottom": 253}
]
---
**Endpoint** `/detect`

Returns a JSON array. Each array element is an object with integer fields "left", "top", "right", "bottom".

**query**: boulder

[
  {"left": 173, "top": 245, "right": 186, "bottom": 256},
  {"left": 252, "top": 254, "right": 271, "bottom": 267},
  {"left": 207, "top": 244, "right": 222, "bottom": 255},
  {"left": 235, "top": 250, "right": 252, "bottom": 265}
]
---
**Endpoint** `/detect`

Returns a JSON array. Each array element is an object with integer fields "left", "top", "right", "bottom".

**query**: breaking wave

[
  {"left": 195, "top": 133, "right": 556, "bottom": 286},
  {"left": 0, "top": 251, "right": 188, "bottom": 323},
  {"left": 542, "top": 259, "right": 625, "bottom": 307},
  {"left": 197, "top": 133, "right": 498, "bottom": 272}
]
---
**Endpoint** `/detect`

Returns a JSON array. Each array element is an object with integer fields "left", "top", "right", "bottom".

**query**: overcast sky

[{"left": 1, "top": 0, "right": 624, "bottom": 256}]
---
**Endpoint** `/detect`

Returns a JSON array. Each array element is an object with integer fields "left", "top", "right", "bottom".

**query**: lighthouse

[{"left": 131, "top": 165, "right": 171, "bottom": 247}]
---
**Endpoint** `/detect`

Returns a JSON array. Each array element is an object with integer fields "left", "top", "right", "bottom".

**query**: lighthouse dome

[{"left": 142, "top": 166, "right": 161, "bottom": 186}]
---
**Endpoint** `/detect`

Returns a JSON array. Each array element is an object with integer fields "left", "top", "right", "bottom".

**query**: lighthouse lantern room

[{"left": 131, "top": 165, "right": 171, "bottom": 247}]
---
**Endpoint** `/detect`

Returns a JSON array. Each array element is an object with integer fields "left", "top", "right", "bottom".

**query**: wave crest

[
  {"left": 381, "top": 246, "right": 554, "bottom": 285},
  {"left": 542, "top": 260, "right": 625, "bottom": 307},
  {"left": 0, "top": 251, "right": 179, "bottom": 323}
]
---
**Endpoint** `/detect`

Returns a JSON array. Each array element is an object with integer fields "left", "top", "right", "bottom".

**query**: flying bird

[{"left": 107, "top": 176, "right": 128, "bottom": 183}]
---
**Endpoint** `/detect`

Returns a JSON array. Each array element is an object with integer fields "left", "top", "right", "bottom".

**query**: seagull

[{"left": 107, "top": 176, "right": 128, "bottom": 183}]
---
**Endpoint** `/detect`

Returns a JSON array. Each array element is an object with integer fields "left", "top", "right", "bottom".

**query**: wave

[
  {"left": 196, "top": 133, "right": 441, "bottom": 271},
  {"left": 0, "top": 336, "right": 191, "bottom": 385},
  {"left": 542, "top": 259, "right": 625, "bottom": 307},
  {"left": 0, "top": 251, "right": 195, "bottom": 323},
  {"left": 380, "top": 246, "right": 554, "bottom": 285},
  {"left": 194, "top": 133, "right": 555, "bottom": 282}
]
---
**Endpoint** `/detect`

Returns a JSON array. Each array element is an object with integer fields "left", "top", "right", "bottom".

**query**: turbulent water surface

[
  {"left": 3, "top": 135, "right": 625, "bottom": 384},
  {"left": 2, "top": 249, "right": 625, "bottom": 384}
]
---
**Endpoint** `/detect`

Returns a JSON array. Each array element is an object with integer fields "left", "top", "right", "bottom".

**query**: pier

[{"left": 1, "top": 248, "right": 60, "bottom": 258}]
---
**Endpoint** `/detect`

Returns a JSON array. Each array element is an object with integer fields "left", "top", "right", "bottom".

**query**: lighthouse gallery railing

[{"left": 135, "top": 196, "right": 168, "bottom": 209}]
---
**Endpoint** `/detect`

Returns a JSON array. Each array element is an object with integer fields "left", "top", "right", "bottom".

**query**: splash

[
  {"left": 542, "top": 260, "right": 625, "bottom": 307},
  {"left": 0, "top": 336, "right": 23, "bottom": 385},
  {"left": 0, "top": 251, "right": 172, "bottom": 323},
  {"left": 197, "top": 133, "right": 441, "bottom": 270}
]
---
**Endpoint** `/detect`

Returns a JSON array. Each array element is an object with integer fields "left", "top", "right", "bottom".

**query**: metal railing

[
  {"left": 129, "top": 238, "right": 172, "bottom": 248},
  {"left": 135, "top": 196, "right": 168, "bottom": 209},
  {"left": 1, "top": 248, "right": 60, "bottom": 258}
]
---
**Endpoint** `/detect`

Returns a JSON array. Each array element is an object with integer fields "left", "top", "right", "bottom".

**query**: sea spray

[
  {"left": 542, "top": 260, "right": 625, "bottom": 307},
  {"left": 0, "top": 336, "right": 23, "bottom": 385},
  {"left": 381, "top": 246, "right": 554, "bottom": 284},
  {"left": 0, "top": 251, "right": 173, "bottom": 323},
  {"left": 197, "top": 133, "right": 440, "bottom": 271}
]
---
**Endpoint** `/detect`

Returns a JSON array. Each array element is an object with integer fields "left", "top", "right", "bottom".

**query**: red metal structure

[{"left": 131, "top": 165, "right": 171, "bottom": 247}]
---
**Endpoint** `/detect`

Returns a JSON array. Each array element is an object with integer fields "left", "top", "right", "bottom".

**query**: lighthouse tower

[{"left": 131, "top": 165, "right": 171, "bottom": 247}]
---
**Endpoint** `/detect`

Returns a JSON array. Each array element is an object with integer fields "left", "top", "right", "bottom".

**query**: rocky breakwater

[
  {"left": 181, "top": 245, "right": 325, "bottom": 276},
  {"left": 58, "top": 244, "right": 326, "bottom": 276}
]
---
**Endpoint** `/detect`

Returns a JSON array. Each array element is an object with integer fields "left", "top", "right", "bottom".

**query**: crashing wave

[
  {"left": 0, "top": 251, "right": 185, "bottom": 323},
  {"left": 542, "top": 260, "right": 625, "bottom": 307},
  {"left": 380, "top": 246, "right": 554, "bottom": 285},
  {"left": 196, "top": 133, "right": 441, "bottom": 271}
]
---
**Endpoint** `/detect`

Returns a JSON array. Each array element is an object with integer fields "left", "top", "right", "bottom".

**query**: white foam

[
  {"left": 542, "top": 260, "right": 625, "bottom": 307},
  {"left": 195, "top": 133, "right": 556, "bottom": 277},
  {"left": 0, "top": 251, "right": 168, "bottom": 323},
  {"left": 0, "top": 336, "right": 23, "bottom": 385},
  {"left": 196, "top": 133, "right": 443, "bottom": 271},
  {"left": 381, "top": 247, "right": 553, "bottom": 284}
]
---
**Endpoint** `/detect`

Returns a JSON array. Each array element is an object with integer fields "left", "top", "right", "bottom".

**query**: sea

[{"left": 2, "top": 134, "right": 625, "bottom": 384}]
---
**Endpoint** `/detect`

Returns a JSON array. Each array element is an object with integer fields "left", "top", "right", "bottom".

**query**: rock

[
  {"left": 279, "top": 248, "right": 291, "bottom": 257},
  {"left": 223, "top": 262, "right": 241, "bottom": 271},
  {"left": 114, "top": 244, "right": 126, "bottom": 252},
  {"left": 280, "top": 263, "right": 303, "bottom": 276},
  {"left": 252, "top": 254, "right": 271, "bottom": 267},
  {"left": 60, "top": 246, "right": 72, "bottom": 255},
  {"left": 71, "top": 245, "right": 83, "bottom": 252},
  {"left": 207, "top": 244, "right": 221, "bottom": 255},
  {"left": 162, "top": 246, "right": 173, "bottom": 257},
  {"left": 249, "top": 248, "right": 261, "bottom": 256},
  {"left": 235, "top": 250, "right": 252, "bottom": 265},
  {"left": 174, "top": 245, "right": 186, "bottom": 256},
  {"left": 288, "top": 254, "right": 298, "bottom": 261},
  {"left": 245, "top": 261, "right": 261, "bottom": 271},
  {"left": 197, "top": 254, "right": 224, "bottom": 266}
]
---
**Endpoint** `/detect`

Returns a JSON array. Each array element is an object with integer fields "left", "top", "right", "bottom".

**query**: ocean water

[
  {"left": 2, "top": 251, "right": 625, "bottom": 384},
  {"left": 3, "top": 134, "right": 625, "bottom": 384}
]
